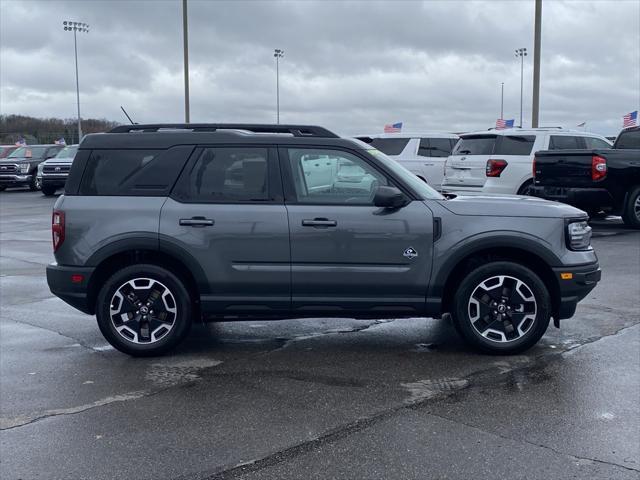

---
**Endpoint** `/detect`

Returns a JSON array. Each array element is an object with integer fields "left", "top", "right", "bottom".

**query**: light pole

[
  {"left": 182, "top": 0, "right": 190, "bottom": 123},
  {"left": 500, "top": 82, "right": 504, "bottom": 119},
  {"left": 515, "top": 47, "right": 527, "bottom": 128},
  {"left": 274, "top": 49, "right": 284, "bottom": 124},
  {"left": 63, "top": 21, "right": 89, "bottom": 142}
]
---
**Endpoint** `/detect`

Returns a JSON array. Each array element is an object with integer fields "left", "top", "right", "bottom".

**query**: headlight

[
  {"left": 566, "top": 220, "right": 592, "bottom": 251},
  {"left": 37, "top": 163, "right": 44, "bottom": 175},
  {"left": 19, "top": 163, "right": 30, "bottom": 173}
]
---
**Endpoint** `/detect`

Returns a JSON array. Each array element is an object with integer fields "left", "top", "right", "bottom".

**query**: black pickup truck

[{"left": 531, "top": 126, "right": 640, "bottom": 228}]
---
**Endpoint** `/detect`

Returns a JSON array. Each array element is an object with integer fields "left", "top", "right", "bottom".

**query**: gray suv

[{"left": 46, "top": 124, "right": 601, "bottom": 356}]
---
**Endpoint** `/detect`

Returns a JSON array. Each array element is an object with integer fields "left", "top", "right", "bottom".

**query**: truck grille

[
  {"left": 43, "top": 164, "right": 71, "bottom": 174},
  {"left": 0, "top": 164, "right": 18, "bottom": 174}
]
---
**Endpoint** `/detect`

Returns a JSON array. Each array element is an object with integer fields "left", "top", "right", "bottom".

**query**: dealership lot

[{"left": 1, "top": 190, "right": 639, "bottom": 479}]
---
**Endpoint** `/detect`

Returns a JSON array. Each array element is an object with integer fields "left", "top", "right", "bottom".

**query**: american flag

[
  {"left": 14, "top": 138, "right": 26, "bottom": 146},
  {"left": 623, "top": 110, "right": 638, "bottom": 128},
  {"left": 384, "top": 122, "right": 402, "bottom": 133},
  {"left": 495, "top": 118, "right": 515, "bottom": 130},
  {"left": 54, "top": 137, "right": 66, "bottom": 145}
]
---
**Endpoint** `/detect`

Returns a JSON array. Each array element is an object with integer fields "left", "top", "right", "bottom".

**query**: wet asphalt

[{"left": 0, "top": 189, "right": 638, "bottom": 480}]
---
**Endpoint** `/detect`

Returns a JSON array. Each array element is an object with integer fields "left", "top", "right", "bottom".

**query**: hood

[
  {"left": 438, "top": 194, "right": 587, "bottom": 218},
  {"left": 0, "top": 157, "right": 36, "bottom": 164}
]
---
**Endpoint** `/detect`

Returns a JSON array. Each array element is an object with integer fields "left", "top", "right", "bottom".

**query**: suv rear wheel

[
  {"left": 96, "top": 264, "right": 192, "bottom": 356},
  {"left": 451, "top": 261, "right": 551, "bottom": 354}
]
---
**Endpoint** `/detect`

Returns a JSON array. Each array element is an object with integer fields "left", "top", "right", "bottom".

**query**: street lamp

[
  {"left": 274, "top": 49, "right": 284, "bottom": 124},
  {"left": 515, "top": 47, "right": 527, "bottom": 128},
  {"left": 63, "top": 21, "right": 89, "bottom": 142}
]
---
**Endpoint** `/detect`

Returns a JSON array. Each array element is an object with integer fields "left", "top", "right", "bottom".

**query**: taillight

[
  {"left": 486, "top": 159, "right": 508, "bottom": 177},
  {"left": 52, "top": 210, "right": 65, "bottom": 252},
  {"left": 532, "top": 157, "right": 537, "bottom": 178},
  {"left": 591, "top": 155, "right": 607, "bottom": 181}
]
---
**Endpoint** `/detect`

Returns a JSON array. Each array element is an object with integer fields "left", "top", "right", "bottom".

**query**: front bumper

[
  {"left": 553, "top": 262, "right": 601, "bottom": 320},
  {"left": 42, "top": 174, "right": 68, "bottom": 188},
  {"left": 46, "top": 263, "right": 95, "bottom": 315},
  {"left": 530, "top": 186, "right": 613, "bottom": 210},
  {"left": 0, "top": 174, "right": 32, "bottom": 186}
]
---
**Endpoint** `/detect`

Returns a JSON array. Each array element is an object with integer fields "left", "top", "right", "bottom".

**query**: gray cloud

[{"left": 1, "top": 0, "right": 638, "bottom": 136}]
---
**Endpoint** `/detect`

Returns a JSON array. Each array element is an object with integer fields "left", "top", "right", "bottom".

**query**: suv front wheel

[
  {"left": 452, "top": 261, "right": 551, "bottom": 354},
  {"left": 96, "top": 264, "right": 193, "bottom": 356}
]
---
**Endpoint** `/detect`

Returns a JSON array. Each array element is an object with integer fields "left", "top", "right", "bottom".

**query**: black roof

[{"left": 80, "top": 123, "right": 364, "bottom": 150}]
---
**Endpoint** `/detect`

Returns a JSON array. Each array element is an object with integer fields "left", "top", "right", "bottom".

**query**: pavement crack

[{"left": 2, "top": 317, "right": 98, "bottom": 353}]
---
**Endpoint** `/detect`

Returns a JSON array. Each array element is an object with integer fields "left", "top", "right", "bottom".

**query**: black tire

[
  {"left": 451, "top": 261, "right": 551, "bottom": 355},
  {"left": 96, "top": 264, "right": 193, "bottom": 356},
  {"left": 29, "top": 172, "right": 39, "bottom": 191},
  {"left": 41, "top": 185, "right": 57, "bottom": 196},
  {"left": 0, "top": 186, "right": 6, "bottom": 192},
  {"left": 517, "top": 180, "right": 534, "bottom": 196},
  {"left": 621, "top": 186, "right": 640, "bottom": 229}
]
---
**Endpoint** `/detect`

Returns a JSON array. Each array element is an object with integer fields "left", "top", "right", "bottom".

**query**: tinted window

[
  {"left": 79, "top": 148, "right": 189, "bottom": 196},
  {"left": 418, "top": 138, "right": 455, "bottom": 158},
  {"left": 181, "top": 147, "right": 269, "bottom": 202},
  {"left": 367, "top": 138, "right": 410, "bottom": 156},
  {"left": 453, "top": 136, "right": 496, "bottom": 155},
  {"left": 495, "top": 135, "right": 535, "bottom": 155},
  {"left": 288, "top": 149, "right": 388, "bottom": 204},
  {"left": 584, "top": 137, "right": 612, "bottom": 149},
  {"left": 549, "top": 136, "right": 582, "bottom": 150},
  {"left": 54, "top": 145, "right": 79, "bottom": 159},
  {"left": 614, "top": 130, "right": 640, "bottom": 149}
]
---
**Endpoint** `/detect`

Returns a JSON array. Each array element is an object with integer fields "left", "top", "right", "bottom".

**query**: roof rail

[{"left": 108, "top": 123, "right": 339, "bottom": 138}]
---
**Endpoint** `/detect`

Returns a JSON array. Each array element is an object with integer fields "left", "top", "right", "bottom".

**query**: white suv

[
  {"left": 355, "top": 132, "right": 458, "bottom": 191},
  {"left": 441, "top": 128, "right": 612, "bottom": 196}
]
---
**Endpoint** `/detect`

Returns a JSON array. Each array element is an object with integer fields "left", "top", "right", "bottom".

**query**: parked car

[
  {"left": 0, "top": 145, "right": 19, "bottom": 159},
  {"left": 441, "top": 128, "right": 612, "bottom": 196},
  {"left": 47, "top": 123, "right": 600, "bottom": 357},
  {"left": 531, "top": 126, "right": 640, "bottom": 228},
  {"left": 0, "top": 144, "right": 64, "bottom": 191},
  {"left": 37, "top": 144, "right": 79, "bottom": 196},
  {"left": 355, "top": 132, "right": 458, "bottom": 190}
]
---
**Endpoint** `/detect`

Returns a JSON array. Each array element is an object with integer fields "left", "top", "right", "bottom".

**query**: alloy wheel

[
  {"left": 109, "top": 278, "right": 177, "bottom": 344},
  {"left": 467, "top": 275, "right": 537, "bottom": 343}
]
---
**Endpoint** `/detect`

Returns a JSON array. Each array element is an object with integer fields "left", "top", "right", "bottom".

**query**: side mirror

[{"left": 373, "top": 186, "right": 409, "bottom": 209}]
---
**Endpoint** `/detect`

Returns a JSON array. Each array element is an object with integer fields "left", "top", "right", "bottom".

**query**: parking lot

[{"left": 0, "top": 189, "right": 638, "bottom": 479}]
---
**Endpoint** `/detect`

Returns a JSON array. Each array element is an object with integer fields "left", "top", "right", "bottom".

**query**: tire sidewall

[
  {"left": 96, "top": 264, "right": 192, "bottom": 356},
  {"left": 623, "top": 186, "right": 640, "bottom": 228},
  {"left": 453, "top": 261, "right": 551, "bottom": 354}
]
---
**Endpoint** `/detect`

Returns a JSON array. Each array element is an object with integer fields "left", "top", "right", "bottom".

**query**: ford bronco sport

[{"left": 46, "top": 124, "right": 601, "bottom": 356}]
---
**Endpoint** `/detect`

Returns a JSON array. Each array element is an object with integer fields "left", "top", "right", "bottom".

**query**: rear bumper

[
  {"left": 46, "top": 263, "right": 95, "bottom": 315},
  {"left": 530, "top": 186, "right": 613, "bottom": 210},
  {"left": 0, "top": 174, "right": 32, "bottom": 186},
  {"left": 553, "top": 262, "right": 601, "bottom": 320}
]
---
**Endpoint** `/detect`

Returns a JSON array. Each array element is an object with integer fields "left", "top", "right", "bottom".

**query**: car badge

[
  {"left": 55, "top": 166, "right": 61, "bottom": 171},
  {"left": 403, "top": 247, "right": 418, "bottom": 259},
  {"left": 0, "top": 166, "right": 6, "bottom": 170}
]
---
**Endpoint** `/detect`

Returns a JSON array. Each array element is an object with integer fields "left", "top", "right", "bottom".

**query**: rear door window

[
  {"left": 549, "top": 135, "right": 583, "bottom": 150},
  {"left": 367, "top": 138, "right": 410, "bottom": 156},
  {"left": 495, "top": 135, "right": 536, "bottom": 155},
  {"left": 453, "top": 136, "right": 496, "bottom": 155},
  {"left": 418, "top": 138, "right": 455, "bottom": 157},
  {"left": 176, "top": 147, "right": 271, "bottom": 203}
]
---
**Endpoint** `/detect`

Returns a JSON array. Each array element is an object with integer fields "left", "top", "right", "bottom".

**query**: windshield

[
  {"left": 367, "top": 149, "right": 444, "bottom": 200},
  {"left": 54, "top": 145, "right": 79, "bottom": 159},
  {"left": 8, "top": 146, "right": 47, "bottom": 159},
  {"left": 614, "top": 129, "right": 640, "bottom": 149}
]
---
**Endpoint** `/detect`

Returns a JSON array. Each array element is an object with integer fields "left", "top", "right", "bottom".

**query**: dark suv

[{"left": 46, "top": 124, "right": 601, "bottom": 356}]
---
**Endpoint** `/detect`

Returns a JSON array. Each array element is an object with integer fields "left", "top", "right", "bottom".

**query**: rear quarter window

[
  {"left": 79, "top": 147, "right": 193, "bottom": 196},
  {"left": 367, "top": 138, "right": 410, "bottom": 156},
  {"left": 549, "top": 135, "right": 583, "bottom": 150},
  {"left": 453, "top": 136, "right": 496, "bottom": 155},
  {"left": 495, "top": 135, "right": 535, "bottom": 155}
]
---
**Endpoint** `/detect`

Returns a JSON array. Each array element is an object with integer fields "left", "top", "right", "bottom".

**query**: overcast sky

[{"left": 1, "top": 0, "right": 638, "bottom": 136}]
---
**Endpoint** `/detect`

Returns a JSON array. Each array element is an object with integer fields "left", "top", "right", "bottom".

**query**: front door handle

[
  {"left": 302, "top": 218, "right": 337, "bottom": 228},
  {"left": 179, "top": 217, "right": 214, "bottom": 227}
]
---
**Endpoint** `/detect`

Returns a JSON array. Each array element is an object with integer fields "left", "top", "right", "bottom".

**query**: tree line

[{"left": 0, "top": 114, "right": 120, "bottom": 145}]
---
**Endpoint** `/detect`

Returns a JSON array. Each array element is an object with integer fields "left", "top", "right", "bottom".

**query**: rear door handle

[
  {"left": 302, "top": 218, "right": 337, "bottom": 228},
  {"left": 179, "top": 217, "right": 214, "bottom": 227}
]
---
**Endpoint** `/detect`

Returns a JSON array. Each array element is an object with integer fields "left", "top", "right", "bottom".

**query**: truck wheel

[
  {"left": 452, "top": 261, "right": 551, "bottom": 354},
  {"left": 621, "top": 186, "right": 640, "bottom": 229},
  {"left": 96, "top": 264, "right": 192, "bottom": 357},
  {"left": 0, "top": 186, "right": 6, "bottom": 192},
  {"left": 41, "top": 185, "right": 57, "bottom": 196}
]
